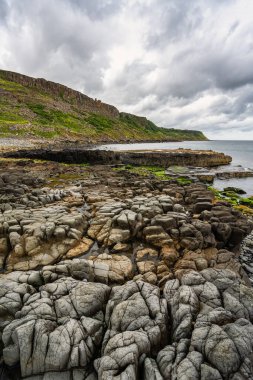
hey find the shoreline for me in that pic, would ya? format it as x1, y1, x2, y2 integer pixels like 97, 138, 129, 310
1, 137, 252, 197
0, 136, 208, 149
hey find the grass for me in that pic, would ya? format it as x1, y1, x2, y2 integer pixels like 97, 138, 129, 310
86, 114, 115, 131
0, 71, 208, 142
0, 77, 26, 92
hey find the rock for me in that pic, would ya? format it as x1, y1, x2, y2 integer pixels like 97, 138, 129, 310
95, 280, 168, 378
2, 279, 110, 378
224, 186, 246, 195
136, 247, 158, 261
65, 237, 94, 259
137, 260, 156, 274
194, 202, 212, 214
1, 265, 253, 379
0, 158, 253, 379
89, 253, 133, 284
107, 228, 130, 245
0, 237, 8, 267
143, 226, 172, 247
160, 245, 179, 267
112, 242, 130, 252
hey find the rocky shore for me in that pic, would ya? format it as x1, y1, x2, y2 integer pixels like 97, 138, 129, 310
165, 165, 253, 183
0, 157, 253, 380
2, 147, 232, 167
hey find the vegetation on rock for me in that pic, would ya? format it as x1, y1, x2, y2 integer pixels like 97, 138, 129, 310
0, 70, 208, 142
208, 186, 253, 214
113, 164, 193, 185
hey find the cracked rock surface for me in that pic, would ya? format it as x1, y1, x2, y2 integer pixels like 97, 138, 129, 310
0, 159, 253, 379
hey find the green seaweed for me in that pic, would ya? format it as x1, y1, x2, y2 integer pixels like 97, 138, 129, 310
208, 186, 253, 210
176, 177, 193, 185
114, 165, 173, 180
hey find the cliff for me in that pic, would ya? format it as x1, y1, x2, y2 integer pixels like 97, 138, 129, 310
0, 69, 208, 142
0, 69, 119, 118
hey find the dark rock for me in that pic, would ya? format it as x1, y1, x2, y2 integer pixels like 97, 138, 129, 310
194, 202, 212, 213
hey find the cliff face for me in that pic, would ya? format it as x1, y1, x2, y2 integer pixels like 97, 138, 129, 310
0, 69, 119, 119
0, 69, 208, 142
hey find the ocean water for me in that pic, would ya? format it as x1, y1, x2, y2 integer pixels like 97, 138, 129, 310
97, 141, 253, 196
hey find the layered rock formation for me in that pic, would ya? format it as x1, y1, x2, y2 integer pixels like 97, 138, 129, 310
165, 165, 253, 183
0, 159, 252, 379
3, 147, 232, 167
0, 70, 119, 119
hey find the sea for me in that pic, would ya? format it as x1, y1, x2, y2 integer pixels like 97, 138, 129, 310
96, 140, 253, 197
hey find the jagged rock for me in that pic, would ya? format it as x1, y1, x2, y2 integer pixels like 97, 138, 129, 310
0, 237, 8, 267
89, 253, 133, 284
143, 225, 172, 247
2, 278, 110, 378
95, 280, 168, 378
65, 237, 94, 259
136, 247, 159, 261
160, 245, 179, 267
0, 159, 253, 379
194, 201, 212, 214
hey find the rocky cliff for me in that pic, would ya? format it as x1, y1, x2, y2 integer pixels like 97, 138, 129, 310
0, 69, 208, 142
0, 69, 119, 118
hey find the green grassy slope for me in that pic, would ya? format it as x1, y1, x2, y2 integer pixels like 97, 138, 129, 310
0, 70, 207, 142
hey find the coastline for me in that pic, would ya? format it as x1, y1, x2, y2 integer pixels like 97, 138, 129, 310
0, 136, 208, 149
1, 136, 252, 196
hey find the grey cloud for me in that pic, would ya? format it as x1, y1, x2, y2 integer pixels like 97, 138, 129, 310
0, 0, 8, 23
112, 61, 157, 104
69, 0, 123, 20
0, 0, 253, 139
129, 0, 253, 102
241, 125, 253, 132
1, 0, 121, 93
227, 20, 240, 37
145, 0, 203, 48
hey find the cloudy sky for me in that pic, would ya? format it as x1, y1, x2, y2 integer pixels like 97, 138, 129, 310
1, 0, 253, 139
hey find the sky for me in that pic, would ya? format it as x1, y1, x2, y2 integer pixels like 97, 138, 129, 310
0, 0, 253, 140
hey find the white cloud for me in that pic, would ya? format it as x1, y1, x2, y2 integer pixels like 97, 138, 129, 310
0, 0, 253, 139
